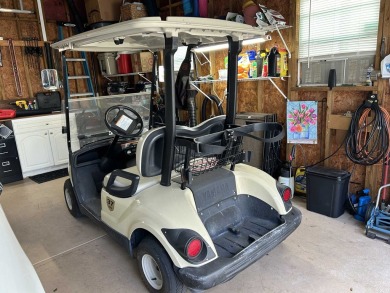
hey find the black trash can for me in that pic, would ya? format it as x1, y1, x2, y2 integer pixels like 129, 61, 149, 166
306, 166, 351, 218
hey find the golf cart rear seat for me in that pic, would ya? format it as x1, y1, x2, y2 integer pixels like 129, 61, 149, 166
103, 116, 226, 197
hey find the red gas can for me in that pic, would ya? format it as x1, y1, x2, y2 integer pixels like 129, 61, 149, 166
116, 52, 132, 74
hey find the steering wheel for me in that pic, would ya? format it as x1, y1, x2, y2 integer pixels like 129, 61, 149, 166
104, 105, 144, 138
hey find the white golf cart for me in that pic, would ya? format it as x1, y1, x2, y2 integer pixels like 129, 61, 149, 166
52, 17, 301, 292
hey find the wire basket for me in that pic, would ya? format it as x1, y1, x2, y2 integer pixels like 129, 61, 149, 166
173, 122, 285, 188
174, 133, 244, 178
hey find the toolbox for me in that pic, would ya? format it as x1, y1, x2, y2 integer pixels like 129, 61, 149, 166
0, 109, 16, 119
306, 165, 351, 218
36, 91, 61, 111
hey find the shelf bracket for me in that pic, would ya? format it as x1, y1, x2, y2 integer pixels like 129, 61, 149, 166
274, 24, 291, 58
189, 81, 214, 103
138, 73, 152, 83
268, 77, 289, 101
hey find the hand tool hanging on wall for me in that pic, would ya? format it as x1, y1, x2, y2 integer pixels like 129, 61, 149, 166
33, 37, 42, 71
23, 37, 42, 70
44, 42, 54, 69
8, 39, 22, 97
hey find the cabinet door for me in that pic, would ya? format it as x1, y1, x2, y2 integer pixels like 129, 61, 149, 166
15, 130, 54, 172
49, 128, 68, 165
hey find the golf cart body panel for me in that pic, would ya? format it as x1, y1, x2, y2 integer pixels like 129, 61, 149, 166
101, 171, 218, 268
53, 17, 301, 292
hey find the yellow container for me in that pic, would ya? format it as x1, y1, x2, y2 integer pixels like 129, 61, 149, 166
279, 48, 288, 77
295, 166, 306, 194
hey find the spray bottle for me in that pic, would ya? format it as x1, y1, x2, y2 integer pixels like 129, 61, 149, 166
278, 145, 296, 197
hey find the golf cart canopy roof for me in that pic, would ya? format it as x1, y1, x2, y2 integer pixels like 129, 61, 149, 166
51, 17, 273, 52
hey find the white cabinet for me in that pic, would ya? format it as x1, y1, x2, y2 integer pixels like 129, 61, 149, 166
15, 130, 54, 172
12, 114, 68, 178
49, 127, 68, 165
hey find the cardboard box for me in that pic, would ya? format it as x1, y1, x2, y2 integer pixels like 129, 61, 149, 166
84, 0, 122, 24
121, 2, 148, 21
131, 53, 141, 73
140, 52, 153, 72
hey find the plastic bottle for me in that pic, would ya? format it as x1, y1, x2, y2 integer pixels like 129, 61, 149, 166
182, 0, 193, 16
192, 0, 199, 17
247, 50, 257, 78
256, 51, 263, 77
279, 48, 288, 77
198, 0, 208, 17
366, 64, 374, 86
268, 46, 280, 77
250, 59, 258, 78
261, 51, 269, 77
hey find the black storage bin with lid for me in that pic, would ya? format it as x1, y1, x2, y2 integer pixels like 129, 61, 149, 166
306, 165, 351, 218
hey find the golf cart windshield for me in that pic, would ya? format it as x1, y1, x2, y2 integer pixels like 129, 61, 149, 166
68, 93, 150, 151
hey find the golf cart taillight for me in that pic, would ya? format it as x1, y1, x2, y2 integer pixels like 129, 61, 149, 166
162, 229, 212, 263
282, 187, 292, 202
186, 238, 202, 259
276, 181, 292, 202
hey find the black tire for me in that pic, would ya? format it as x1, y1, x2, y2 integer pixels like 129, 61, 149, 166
64, 179, 82, 218
136, 237, 185, 293
364, 201, 376, 224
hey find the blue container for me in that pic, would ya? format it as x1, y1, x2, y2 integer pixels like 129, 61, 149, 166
182, 0, 193, 16
354, 195, 371, 222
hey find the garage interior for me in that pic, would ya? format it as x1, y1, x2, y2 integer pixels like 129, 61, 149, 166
0, 0, 390, 292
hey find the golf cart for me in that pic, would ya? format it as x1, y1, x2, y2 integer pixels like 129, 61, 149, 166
52, 17, 301, 292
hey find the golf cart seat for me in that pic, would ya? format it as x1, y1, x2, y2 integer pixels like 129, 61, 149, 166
137, 115, 226, 177
102, 115, 226, 197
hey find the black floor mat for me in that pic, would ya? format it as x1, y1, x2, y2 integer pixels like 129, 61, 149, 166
29, 168, 68, 184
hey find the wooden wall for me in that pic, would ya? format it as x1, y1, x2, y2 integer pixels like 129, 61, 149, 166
0, 0, 43, 100
0, 0, 87, 105
289, 0, 390, 197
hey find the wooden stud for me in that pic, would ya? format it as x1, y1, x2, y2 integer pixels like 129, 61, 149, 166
323, 90, 334, 167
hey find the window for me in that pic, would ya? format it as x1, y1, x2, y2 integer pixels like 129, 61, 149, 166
298, 0, 381, 86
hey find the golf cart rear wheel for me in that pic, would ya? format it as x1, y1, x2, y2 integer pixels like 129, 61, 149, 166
64, 179, 81, 218
136, 237, 185, 293
365, 201, 376, 223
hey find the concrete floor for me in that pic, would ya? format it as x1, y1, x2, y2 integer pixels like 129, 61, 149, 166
0, 176, 389, 293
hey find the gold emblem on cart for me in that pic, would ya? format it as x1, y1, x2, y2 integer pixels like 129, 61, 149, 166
106, 197, 115, 211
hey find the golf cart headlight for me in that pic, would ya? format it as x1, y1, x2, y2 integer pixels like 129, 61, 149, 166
162, 228, 214, 264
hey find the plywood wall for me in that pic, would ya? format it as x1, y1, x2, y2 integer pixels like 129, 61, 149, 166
0, 0, 87, 105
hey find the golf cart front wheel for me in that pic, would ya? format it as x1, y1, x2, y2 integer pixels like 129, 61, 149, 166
136, 237, 185, 293
64, 179, 81, 218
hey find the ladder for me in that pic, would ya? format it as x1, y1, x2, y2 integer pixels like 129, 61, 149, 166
58, 22, 95, 98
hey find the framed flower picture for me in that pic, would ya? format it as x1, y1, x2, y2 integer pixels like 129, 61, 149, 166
287, 101, 318, 144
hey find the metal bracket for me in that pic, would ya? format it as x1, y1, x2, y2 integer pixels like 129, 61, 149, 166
274, 24, 291, 59
268, 77, 289, 101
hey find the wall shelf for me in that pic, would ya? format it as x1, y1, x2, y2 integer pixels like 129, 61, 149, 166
190, 76, 290, 101
291, 86, 378, 92
103, 72, 149, 78
191, 76, 289, 84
